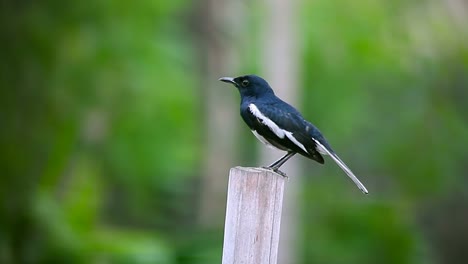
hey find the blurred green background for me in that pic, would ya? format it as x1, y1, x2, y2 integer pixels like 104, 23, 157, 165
1, 0, 467, 263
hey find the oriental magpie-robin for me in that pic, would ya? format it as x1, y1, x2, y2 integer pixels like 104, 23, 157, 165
219, 74, 368, 194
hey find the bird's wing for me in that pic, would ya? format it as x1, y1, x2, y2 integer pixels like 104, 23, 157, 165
248, 100, 368, 194
247, 102, 324, 162
312, 138, 369, 194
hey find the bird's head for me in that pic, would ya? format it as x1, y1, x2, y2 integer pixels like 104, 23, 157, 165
219, 75, 274, 98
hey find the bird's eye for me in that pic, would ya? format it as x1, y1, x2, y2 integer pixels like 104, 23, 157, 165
242, 80, 249, 87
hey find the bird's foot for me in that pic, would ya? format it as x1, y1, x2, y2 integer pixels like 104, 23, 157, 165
261, 166, 288, 178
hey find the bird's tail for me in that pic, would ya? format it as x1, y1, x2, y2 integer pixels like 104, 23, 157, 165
313, 139, 369, 194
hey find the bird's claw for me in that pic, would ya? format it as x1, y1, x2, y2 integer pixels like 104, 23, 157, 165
261, 166, 288, 178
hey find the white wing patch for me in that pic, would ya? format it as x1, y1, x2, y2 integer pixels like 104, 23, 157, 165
315, 140, 329, 155
248, 103, 308, 154
312, 138, 369, 194
285, 131, 308, 153
248, 104, 285, 138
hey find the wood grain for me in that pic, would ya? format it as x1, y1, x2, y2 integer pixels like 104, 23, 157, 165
222, 167, 286, 264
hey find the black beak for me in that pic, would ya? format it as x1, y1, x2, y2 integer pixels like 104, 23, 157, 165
218, 77, 236, 85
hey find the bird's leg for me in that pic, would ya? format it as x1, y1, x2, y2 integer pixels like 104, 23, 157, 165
263, 151, 296, 176
268, 152, 296, 170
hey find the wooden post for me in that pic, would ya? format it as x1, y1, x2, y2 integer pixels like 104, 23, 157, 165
222, 167, 286, 264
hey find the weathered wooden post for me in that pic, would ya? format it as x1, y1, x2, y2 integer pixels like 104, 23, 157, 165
222, 167, 286, 264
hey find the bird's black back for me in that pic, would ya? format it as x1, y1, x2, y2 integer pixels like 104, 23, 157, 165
240, 94, 328, 164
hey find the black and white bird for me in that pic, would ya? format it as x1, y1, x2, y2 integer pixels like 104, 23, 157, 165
219, 74, 368, 194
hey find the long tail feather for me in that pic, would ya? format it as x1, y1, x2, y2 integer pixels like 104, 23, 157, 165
313, 139, 369, 194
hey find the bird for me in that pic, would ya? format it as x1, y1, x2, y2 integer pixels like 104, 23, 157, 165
219, 74, 368, 194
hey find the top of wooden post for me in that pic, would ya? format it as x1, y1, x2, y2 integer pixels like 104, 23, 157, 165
222, 167, 287, 264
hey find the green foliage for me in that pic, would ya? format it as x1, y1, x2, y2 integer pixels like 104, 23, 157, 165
1, 0, 467, 263
302, 187, 429, 264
